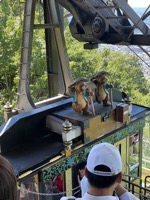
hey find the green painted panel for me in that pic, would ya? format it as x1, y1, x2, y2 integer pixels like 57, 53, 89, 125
42, 119, 145, 182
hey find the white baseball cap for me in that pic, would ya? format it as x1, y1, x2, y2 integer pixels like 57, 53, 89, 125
87, 143, 122, 176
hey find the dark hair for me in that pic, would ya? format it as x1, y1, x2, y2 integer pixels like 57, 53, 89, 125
0, 155, 18, 200
76, 160, 87, 171
87, 165, 118, 188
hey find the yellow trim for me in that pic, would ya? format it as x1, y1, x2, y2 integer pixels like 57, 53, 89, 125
19, 170, 32, 179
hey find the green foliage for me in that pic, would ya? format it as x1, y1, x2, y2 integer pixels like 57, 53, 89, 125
0, 1, 48, 123
30, 29, 48, 102
96, 49, 149, 101
0, 0, 22, 109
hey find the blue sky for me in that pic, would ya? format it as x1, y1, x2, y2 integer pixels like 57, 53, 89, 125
128, 0, 150, 8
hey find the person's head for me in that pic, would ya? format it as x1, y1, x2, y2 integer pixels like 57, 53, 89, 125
0, 155, 18, 200
77, 160, 87, 179
85, 143, 122, 189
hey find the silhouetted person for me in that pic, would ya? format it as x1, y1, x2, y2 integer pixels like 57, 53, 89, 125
0, 154, 18, 200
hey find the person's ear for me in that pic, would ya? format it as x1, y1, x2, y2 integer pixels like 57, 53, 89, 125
114, 172, 122, 190
84, 167, 88, 178
116, 172, 122, 184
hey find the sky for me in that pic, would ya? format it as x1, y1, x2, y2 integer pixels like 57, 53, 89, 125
128, 0, 150, 8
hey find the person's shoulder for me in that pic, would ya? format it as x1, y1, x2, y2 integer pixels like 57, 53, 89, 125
120, 192, 140, 200
60, 196, 82, 200
81, 176, 88, 183
60, 197, 75, 200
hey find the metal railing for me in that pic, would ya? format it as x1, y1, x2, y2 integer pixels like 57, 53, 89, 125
18, 174, 150, 200
122, 174, 150, 200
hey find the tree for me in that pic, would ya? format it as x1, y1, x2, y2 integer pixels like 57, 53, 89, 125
96, 49, 149, 96
0, 0, 23, 109
0, 1, 48, 123
29, 29, 48, 102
